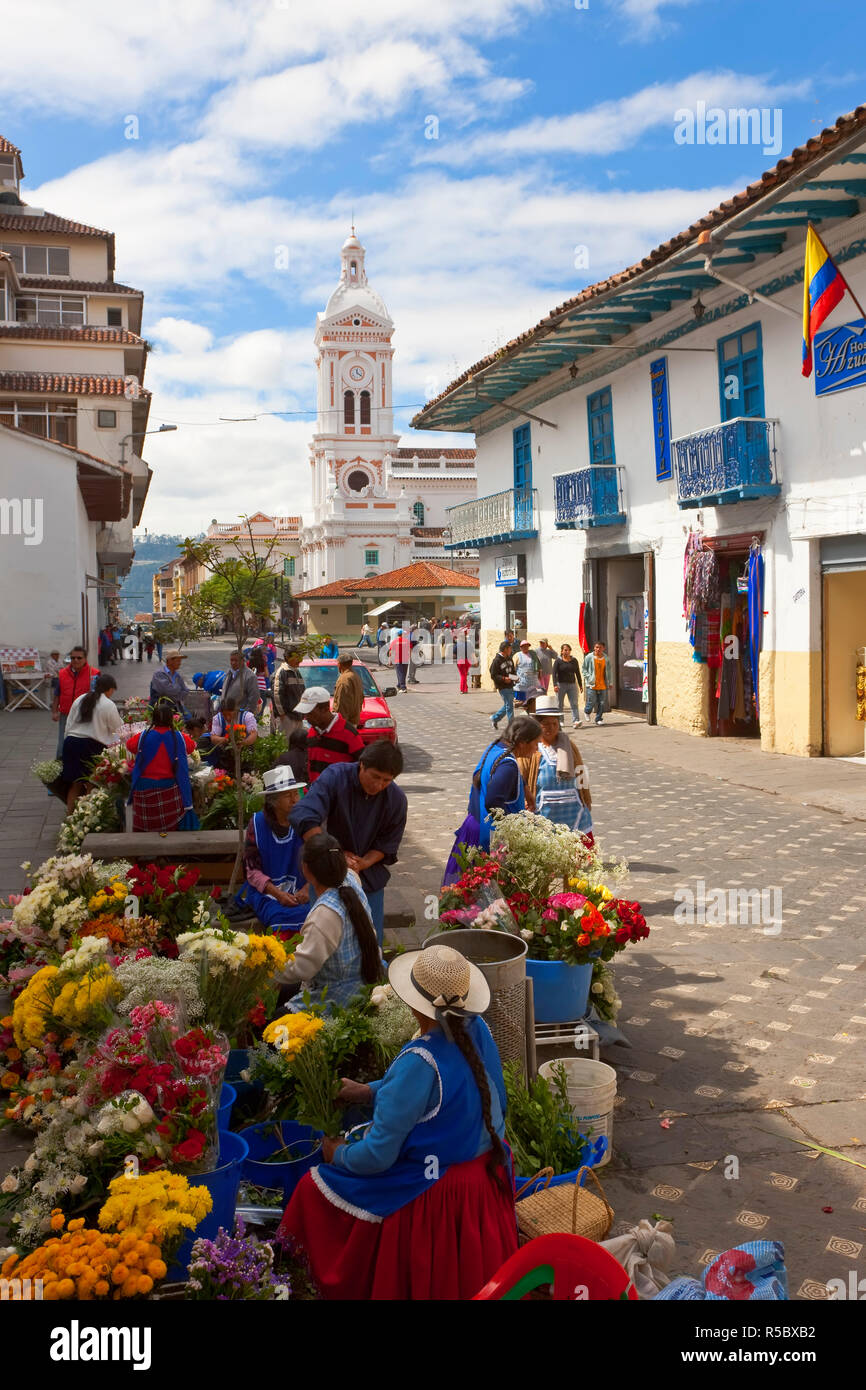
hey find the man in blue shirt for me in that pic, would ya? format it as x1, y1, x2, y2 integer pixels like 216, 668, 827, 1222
149, 649, 189, 707
289, 738, 407, 945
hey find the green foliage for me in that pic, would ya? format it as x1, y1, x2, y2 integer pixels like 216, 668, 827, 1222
199, 784, 264, 830
245, 730, 289, 775
503, 1060, 589, 1177
198, 564, 276, 626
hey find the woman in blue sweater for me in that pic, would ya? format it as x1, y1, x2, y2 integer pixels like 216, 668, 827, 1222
278, 943, 517, 1299
442, 714, 541, 884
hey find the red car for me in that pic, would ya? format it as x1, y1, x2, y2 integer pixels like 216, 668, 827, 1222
299, 659, 398, 744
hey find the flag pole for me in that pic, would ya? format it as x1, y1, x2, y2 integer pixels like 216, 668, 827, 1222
809, 222, 866, 320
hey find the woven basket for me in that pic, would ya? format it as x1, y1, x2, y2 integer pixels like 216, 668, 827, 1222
515, 1165, 613, 1242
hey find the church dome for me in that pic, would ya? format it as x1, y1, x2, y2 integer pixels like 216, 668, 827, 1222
322, 228, 391, 324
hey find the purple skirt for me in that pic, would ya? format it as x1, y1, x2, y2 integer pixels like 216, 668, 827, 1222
442, 812, 482, 886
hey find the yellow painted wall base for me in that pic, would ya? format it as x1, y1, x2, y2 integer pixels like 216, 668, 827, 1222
655, 641, 708, 736
759, 650, 822, 757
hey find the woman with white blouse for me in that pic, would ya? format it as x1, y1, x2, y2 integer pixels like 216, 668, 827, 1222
61, 673, 124, 812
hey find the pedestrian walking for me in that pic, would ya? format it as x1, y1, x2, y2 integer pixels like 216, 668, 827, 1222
443, 715, 542, 882
295, 685, 364, 783
155, 634, 163, 661
536, 638, 555, 693
489, 640, 516, 729
376, 620, 389, 660
273, 643, 306, 740
136, 625, 144, 662
52, 646, 99, 759
126, 698, 199, 832
389, 627, 412, 693
357, 621, 375, 648
513, 639, 540, 714
61, 673, 124, 813
456, 622, 473, 694
552, 642, 584, 726
289, 739, 407, 945
333, 654, 364, 727
144, 633, 155, 662
583, 640, 610, 725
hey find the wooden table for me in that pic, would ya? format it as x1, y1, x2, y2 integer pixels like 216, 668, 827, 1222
82, 830, 243, 889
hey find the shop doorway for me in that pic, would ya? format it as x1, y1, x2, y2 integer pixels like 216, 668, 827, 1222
615, 594, 646, 714
590, 552, 651, 718
823, 564, 866, 757
708, 549, 760, 739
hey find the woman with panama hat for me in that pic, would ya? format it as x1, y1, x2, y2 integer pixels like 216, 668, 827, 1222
519, 693, 593, 841
277, 943, 518, 1299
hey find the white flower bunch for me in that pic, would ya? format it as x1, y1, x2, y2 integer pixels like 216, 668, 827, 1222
95, 1094, 155, 1135
32, 853, 94, 888
58, 933, 111, 974
371, 992, 418, 1054
57, 787, 118, 853
115, 954, 204, 1018
50, 898, 90, 941
370, 983, 394, 1007
177, 928, 248, 972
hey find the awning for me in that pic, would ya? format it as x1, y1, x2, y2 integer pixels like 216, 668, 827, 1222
365, 599, 402, 617
442, 601, 481, 613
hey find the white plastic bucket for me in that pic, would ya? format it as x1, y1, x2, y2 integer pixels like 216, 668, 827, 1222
538, 1058, 617, 1167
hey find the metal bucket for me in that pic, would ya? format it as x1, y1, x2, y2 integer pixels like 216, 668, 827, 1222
423, 928, 527, 1072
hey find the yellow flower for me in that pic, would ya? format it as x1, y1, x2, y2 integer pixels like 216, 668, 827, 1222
598, 886, 613, 902
12, 965, 59, 1048
263, 1011, 323, 1057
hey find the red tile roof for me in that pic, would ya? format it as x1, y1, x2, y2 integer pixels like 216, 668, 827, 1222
0, 324, 144, 345
415, 101, 866, 423
0, 137, 22, 157
302, 562, 479, 599
0, 371, 149, 397
410, 526, 447, 538
0, 210, 112, 239
19, 276, 141, 295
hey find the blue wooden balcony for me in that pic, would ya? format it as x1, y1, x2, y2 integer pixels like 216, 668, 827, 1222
673, 417, 781, 509
445, 487, 538, 549
554, 465, 626, 529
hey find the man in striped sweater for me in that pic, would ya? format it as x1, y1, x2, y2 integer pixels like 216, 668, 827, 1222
295, 685, 364, 784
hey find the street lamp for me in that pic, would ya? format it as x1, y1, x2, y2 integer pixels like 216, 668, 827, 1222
119, 423, 178, 465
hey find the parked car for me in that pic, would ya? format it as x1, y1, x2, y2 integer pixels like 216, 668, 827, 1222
299, 659, 397, 744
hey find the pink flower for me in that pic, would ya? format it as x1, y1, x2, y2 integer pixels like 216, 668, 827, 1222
547, 892, 587, 911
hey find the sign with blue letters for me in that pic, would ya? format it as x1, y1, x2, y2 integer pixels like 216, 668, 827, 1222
650, 356, 672, 480
814, 318, 866, 397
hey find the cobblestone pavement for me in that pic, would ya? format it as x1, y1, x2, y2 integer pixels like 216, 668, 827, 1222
2, 643, 865, 1296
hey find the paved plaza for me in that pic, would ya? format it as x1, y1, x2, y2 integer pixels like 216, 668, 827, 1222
2, 641, 865, 1297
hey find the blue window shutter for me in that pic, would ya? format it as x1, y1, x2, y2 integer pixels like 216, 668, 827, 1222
513, 423, 532, 492
587, 386, 615, 466
717, 323, 765, 420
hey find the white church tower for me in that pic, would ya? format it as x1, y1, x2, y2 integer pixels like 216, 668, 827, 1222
300, 230, 412, 586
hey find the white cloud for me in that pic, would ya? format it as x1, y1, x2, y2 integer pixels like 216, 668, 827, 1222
418, 70, 812, 164
611, 0, 700, 43
0, 0, 545, 118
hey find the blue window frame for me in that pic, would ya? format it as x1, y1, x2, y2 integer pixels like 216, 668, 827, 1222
587, 386, 615, 466
513, 423, 532, 492
718, 323, 765, 420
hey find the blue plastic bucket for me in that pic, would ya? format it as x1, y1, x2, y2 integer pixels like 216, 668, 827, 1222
526, 958, 592, 1023
225, 1048, 250, 1082
515, 1137, 608, 1195
241, 1120, 322, 1203
217, 1083, 237, 1130
169, 1129, 249, 1277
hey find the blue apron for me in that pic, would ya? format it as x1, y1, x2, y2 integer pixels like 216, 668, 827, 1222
284, 871, 371, 1011
312, 1018, 506, 1220
535, 743, 592, 835
475, 742, 524, 850
235, 810, 307, 931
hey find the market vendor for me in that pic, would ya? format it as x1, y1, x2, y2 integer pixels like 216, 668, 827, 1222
276, 832, 381, 1009
204, 695, 258, 770
235, 766, 310, 934
289, 739, 407, 946
518, 694, 593, 840
126, 698, 199, 832
277, 943, 518, 1300
442, 715, 541, 885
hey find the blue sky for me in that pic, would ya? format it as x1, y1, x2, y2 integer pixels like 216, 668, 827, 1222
4, 0, 864, 530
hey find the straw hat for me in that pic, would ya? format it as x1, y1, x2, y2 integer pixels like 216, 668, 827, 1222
389, 944, 490, 1018
534, 694, 564, 720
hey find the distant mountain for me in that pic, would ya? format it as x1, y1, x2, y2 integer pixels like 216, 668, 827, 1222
119, 533, 202, 617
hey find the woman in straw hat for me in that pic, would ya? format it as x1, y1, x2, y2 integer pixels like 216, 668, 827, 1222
277, 943, 518, 1299
233, 765, 309, 934
518, 693, 593, 843
441, 714, 542, 885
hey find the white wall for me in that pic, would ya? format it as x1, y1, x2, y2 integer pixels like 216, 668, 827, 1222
0, 430, 98, 659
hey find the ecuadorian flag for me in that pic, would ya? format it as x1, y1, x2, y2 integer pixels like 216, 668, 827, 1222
802, 225, 846, 377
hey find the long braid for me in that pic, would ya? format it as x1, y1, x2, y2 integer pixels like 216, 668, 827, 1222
449, 1016, 511, 1196
337, 885, 383, 985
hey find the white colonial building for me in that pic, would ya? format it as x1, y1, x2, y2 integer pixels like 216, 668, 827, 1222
415, 106, 866, 760
298, 231, 477, 589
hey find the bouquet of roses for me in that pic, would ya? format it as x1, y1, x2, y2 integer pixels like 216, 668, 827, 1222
517, 881, 649, 967
126, 862, 212, 938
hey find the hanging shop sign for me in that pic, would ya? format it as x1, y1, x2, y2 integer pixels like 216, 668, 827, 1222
814, 318, 866, 397
495, 554, 522, 587
650, 356, 672, 481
